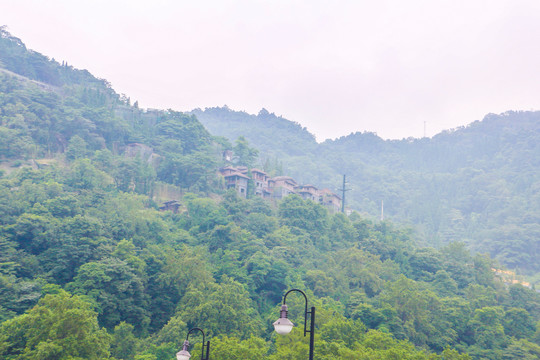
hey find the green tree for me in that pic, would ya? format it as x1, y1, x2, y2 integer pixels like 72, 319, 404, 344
233, 136, 258, 167
155, 112, 211, 155
184, 195, 229, 233
208, 336, 269, 360
65, 134, 88, 160
155, 245, 214, 305
350, 303, 385, 329
278, 194, 329, 247
111, 322, 139, 360
319, 316, 366, 347
67, 258, 150, 334
8, 212, 56, 255
152, 315, 187, 350
431, 270, 459, 297
468, 306, 507, 349
506, 284, 540, 319
0, 290, 111, 359
304, 269, 336, 298
243, 212, 278, 238
64, 158, 106, 190
177, 276, 263, 339
380, 275, 454, 350
502, 339, 540, 360
503, 307, 536, 339
408, 247, 443, 281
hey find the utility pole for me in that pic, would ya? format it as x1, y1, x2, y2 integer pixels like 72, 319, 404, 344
338, 174, 351, 213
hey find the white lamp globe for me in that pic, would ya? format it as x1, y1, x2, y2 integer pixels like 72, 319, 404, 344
273, 317, 294, 335
176, 349, 191, 360
177, 340, 192, 360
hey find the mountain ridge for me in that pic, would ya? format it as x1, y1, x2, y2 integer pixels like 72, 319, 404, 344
192, 107, 540, 274
1, 26, 539, 274
1, 27, 540, 360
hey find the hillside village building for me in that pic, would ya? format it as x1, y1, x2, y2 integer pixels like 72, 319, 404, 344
251, 168, 269, 197
270, 176, 298, 199
159, 200, 181, 213
218, 166, 342, 212
220, 166, 250, 196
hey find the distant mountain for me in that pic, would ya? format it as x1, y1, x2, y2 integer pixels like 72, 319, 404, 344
193, 106, 540, 273
0, 27, 221, 194
2, 29, 540, 360
0, 26, 111, 89
2, 25, 538, 274
191, 107, 318, 158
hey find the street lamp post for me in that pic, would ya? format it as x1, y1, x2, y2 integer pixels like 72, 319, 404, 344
273, 289, 316, 360
176, 327, 210, 360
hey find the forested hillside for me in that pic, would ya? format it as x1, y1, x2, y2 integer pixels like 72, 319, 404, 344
191, 107, 318, 159
193, 107, 540, 276
1, 28, 540, 360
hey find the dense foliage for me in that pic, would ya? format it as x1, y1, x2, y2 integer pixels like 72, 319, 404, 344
1, 28, 539, 360
1, 162, 539, 359
193, 107, 540, 277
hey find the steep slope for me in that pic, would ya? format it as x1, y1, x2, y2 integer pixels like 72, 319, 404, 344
191, 106, 318, 158
0, 26, 108, 88
2, 26, 538, 273
1, 29, 540, 360
322, 111, 540, 270
193, 106, 540, 273
0, 28, 225, 196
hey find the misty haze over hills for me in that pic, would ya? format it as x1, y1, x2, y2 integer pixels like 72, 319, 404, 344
2, 27, 540, 360
1, 25, 538, 273
193, 107, 540, 274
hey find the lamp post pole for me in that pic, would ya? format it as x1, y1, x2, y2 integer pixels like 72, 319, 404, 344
176, 327, 210, 360
273, 289, 316, 360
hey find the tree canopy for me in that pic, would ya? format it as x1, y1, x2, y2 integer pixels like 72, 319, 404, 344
0, 28, 539, 360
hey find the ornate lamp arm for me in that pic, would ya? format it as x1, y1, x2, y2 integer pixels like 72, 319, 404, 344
185, 327, 211, 360
282, 289, 316, 360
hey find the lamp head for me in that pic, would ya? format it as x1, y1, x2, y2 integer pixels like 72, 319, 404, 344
273, 304, 294, 335
176, 340, 191, 360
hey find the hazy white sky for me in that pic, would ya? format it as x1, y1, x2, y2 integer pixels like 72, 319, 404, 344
3, 0, 540, 140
